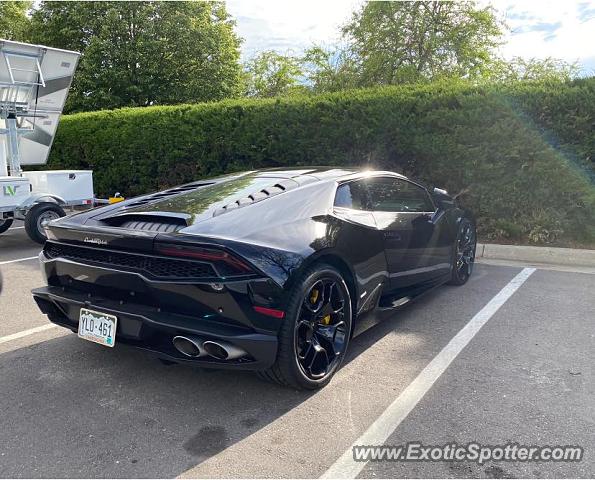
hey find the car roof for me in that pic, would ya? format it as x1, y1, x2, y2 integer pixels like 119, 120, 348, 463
249, 166, 409, 182
253, 166, 358, 179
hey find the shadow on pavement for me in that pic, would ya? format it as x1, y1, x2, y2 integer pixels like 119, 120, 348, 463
0, 264, 520, 478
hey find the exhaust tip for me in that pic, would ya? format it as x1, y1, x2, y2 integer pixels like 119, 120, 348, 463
203, 341, 229, 360
203, 340, 247, 360
172, 336, 204, 358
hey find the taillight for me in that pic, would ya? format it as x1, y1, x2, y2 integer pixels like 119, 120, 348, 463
156, 244, 253, 276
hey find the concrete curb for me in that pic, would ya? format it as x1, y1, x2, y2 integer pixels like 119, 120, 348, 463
477, 243, 595, 268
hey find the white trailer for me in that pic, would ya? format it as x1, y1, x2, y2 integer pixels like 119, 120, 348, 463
0, 39, 95, 243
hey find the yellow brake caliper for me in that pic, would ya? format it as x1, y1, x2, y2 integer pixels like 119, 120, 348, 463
311, 288, 331, 325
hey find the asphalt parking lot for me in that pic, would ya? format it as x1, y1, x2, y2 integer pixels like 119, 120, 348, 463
0, 223, 593, 478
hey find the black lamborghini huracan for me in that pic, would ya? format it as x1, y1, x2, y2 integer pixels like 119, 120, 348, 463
32, 167, 476, 389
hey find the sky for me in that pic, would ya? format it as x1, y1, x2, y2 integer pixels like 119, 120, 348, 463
226, 0, 595, 76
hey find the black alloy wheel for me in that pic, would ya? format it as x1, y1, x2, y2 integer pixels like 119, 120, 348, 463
258, 264, 352, 390
295, 278, 348, 380
448, 219, 476, 285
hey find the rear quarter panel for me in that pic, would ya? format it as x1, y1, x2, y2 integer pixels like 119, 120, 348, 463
173, 180, 390, 314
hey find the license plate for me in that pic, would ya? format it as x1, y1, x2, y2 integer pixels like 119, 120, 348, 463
78, 308, 117, 347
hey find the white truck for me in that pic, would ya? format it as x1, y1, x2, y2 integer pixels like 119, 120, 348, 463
0, 39, 96, 243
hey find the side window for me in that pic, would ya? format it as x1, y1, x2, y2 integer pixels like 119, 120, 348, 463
366, 177, 434, 213
334, 181, 368, 210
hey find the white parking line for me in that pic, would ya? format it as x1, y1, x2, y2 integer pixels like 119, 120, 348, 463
0, 256, 38, 265
0, 324, 57, 345
322, 267, 536, 479
10, 226, 25, 230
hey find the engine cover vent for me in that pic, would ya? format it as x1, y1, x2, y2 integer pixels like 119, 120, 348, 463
100, 212, 190, 232
213, 179, 297, 217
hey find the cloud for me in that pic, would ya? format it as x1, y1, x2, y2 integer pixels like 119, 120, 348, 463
227, 0, 360, 59
501, 1, 595, 75
513, 21, 562, 35
577, 2, 595, 22
506, 11, 537, 21
228, 0, 595, 75
581, 56, 595, 76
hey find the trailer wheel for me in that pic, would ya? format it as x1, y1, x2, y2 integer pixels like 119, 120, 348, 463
25, 203, 65, 244
0, 218, 14, 234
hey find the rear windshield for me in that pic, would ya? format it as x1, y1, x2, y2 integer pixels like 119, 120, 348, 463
142, 174, 281, 219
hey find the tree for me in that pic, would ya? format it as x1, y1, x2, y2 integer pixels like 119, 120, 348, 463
0, 1, 31, 42
489, 57, 580, 83
30, 1, 244, 112
302, 45, 359, 93
244, 50, 306, 98
341, 1, 504, 86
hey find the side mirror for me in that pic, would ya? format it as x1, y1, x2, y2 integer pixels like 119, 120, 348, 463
432, 187, 454, 209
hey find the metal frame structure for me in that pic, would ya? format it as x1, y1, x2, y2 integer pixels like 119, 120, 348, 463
1, 44, 44, 176
0, 39, 80, 174
0, 39, 94, 243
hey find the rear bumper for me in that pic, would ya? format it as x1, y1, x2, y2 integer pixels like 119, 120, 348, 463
32, 286, 278, 370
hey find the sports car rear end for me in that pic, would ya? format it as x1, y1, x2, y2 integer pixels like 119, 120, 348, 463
31, 170, 330, 369
32, 229, 285, 368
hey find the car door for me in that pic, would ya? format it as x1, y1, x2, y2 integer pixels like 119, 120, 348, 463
364, 176, 451, 290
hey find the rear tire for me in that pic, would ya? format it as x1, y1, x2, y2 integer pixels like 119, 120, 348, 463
0, 218, 13, 234
448, 218, 476, 286
25, 203, 65, 244
257, 264, 352, 390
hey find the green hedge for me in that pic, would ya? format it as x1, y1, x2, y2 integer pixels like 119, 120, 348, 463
48, 79, 595, 245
